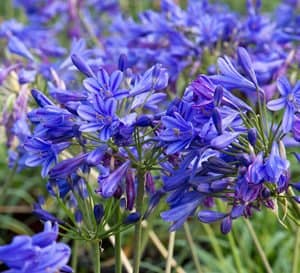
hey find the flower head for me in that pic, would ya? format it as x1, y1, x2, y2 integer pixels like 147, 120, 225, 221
0, 221, 72, 273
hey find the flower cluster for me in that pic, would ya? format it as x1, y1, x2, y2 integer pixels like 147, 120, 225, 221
107, 0, 299, 90
12, 53, 168, 242
0, 221, 72, 273
159, 47, 300, 233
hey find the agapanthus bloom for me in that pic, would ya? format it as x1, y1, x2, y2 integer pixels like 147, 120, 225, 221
0, 221, 72, 273
159, 47, 296, 234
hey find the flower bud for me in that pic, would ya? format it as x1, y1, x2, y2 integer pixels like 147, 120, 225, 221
67, 193, 78, 210
86, 146, 107, 166
221, 216, 232, 234
31, 89, 54, 107
135, 115, 153, 127
125, 169, 135, 210
118, 54, 127, 72
198, 210, 226, 223
75, 209, 83, 226
230, 205, 244, 219
71, 54, 94, 77
123, 212, 141, 224
94, 204, 104, 224
214, 85, 223, 107
248, 128, 257, 146
212, 108, 222, 135
74, 178, 89, 199
145, 172, 155, 194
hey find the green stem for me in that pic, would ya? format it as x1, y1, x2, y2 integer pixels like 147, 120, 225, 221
133, 170, 145, 273
92, 241, 101, 273
183, 223, 203, 273
292, 227, 300, 273
256, 89, 268, 151
244, 219, 273, 273
165, 232, 176, 273
227, 232, 243, 273
115, 205, 122, 273
72, 240, 79, 271
202, 223, 224, 261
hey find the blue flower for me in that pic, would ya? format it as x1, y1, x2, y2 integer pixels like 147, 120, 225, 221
129, 64, 169, 97
161, 192, 203, 231
31, 89, 54, 107
8, 35, 35, 61
198, 210, 226, 223
49, 153, 88, 179
47, 178, 71, 198
247, 152, 265, 184
0, 221, 72, 273
94, 203, 104, 224
209, 47, 259, 93
159, 112, 195, 154
77, 95, 119, 140
98, 161, 131, 198
264, 142, 289, 191
24, 137, 70, 177
83, 68, 128, 99
71, 53, 95, 78
267, 76, 300, 133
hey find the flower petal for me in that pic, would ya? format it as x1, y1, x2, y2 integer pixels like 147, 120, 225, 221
267, 97, 286, 111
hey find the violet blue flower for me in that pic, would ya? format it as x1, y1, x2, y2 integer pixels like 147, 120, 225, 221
267, 76, 300, 133
0, 221, 72, 273
24, 137, 70, 177
78, 95, 119, 140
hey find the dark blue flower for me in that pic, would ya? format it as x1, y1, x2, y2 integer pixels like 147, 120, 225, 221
123, 212, 141, 224
47, 178, 71, 198
210, 132, 240, 149
33, 203, 64, 224
94, 203, 104, 224
220, 216, 232, 234
31, 89, 54, 107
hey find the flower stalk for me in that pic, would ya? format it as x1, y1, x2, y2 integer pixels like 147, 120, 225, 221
92, 241, 101, 273
115, 204, 122, 273
132, 170, 145, 273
